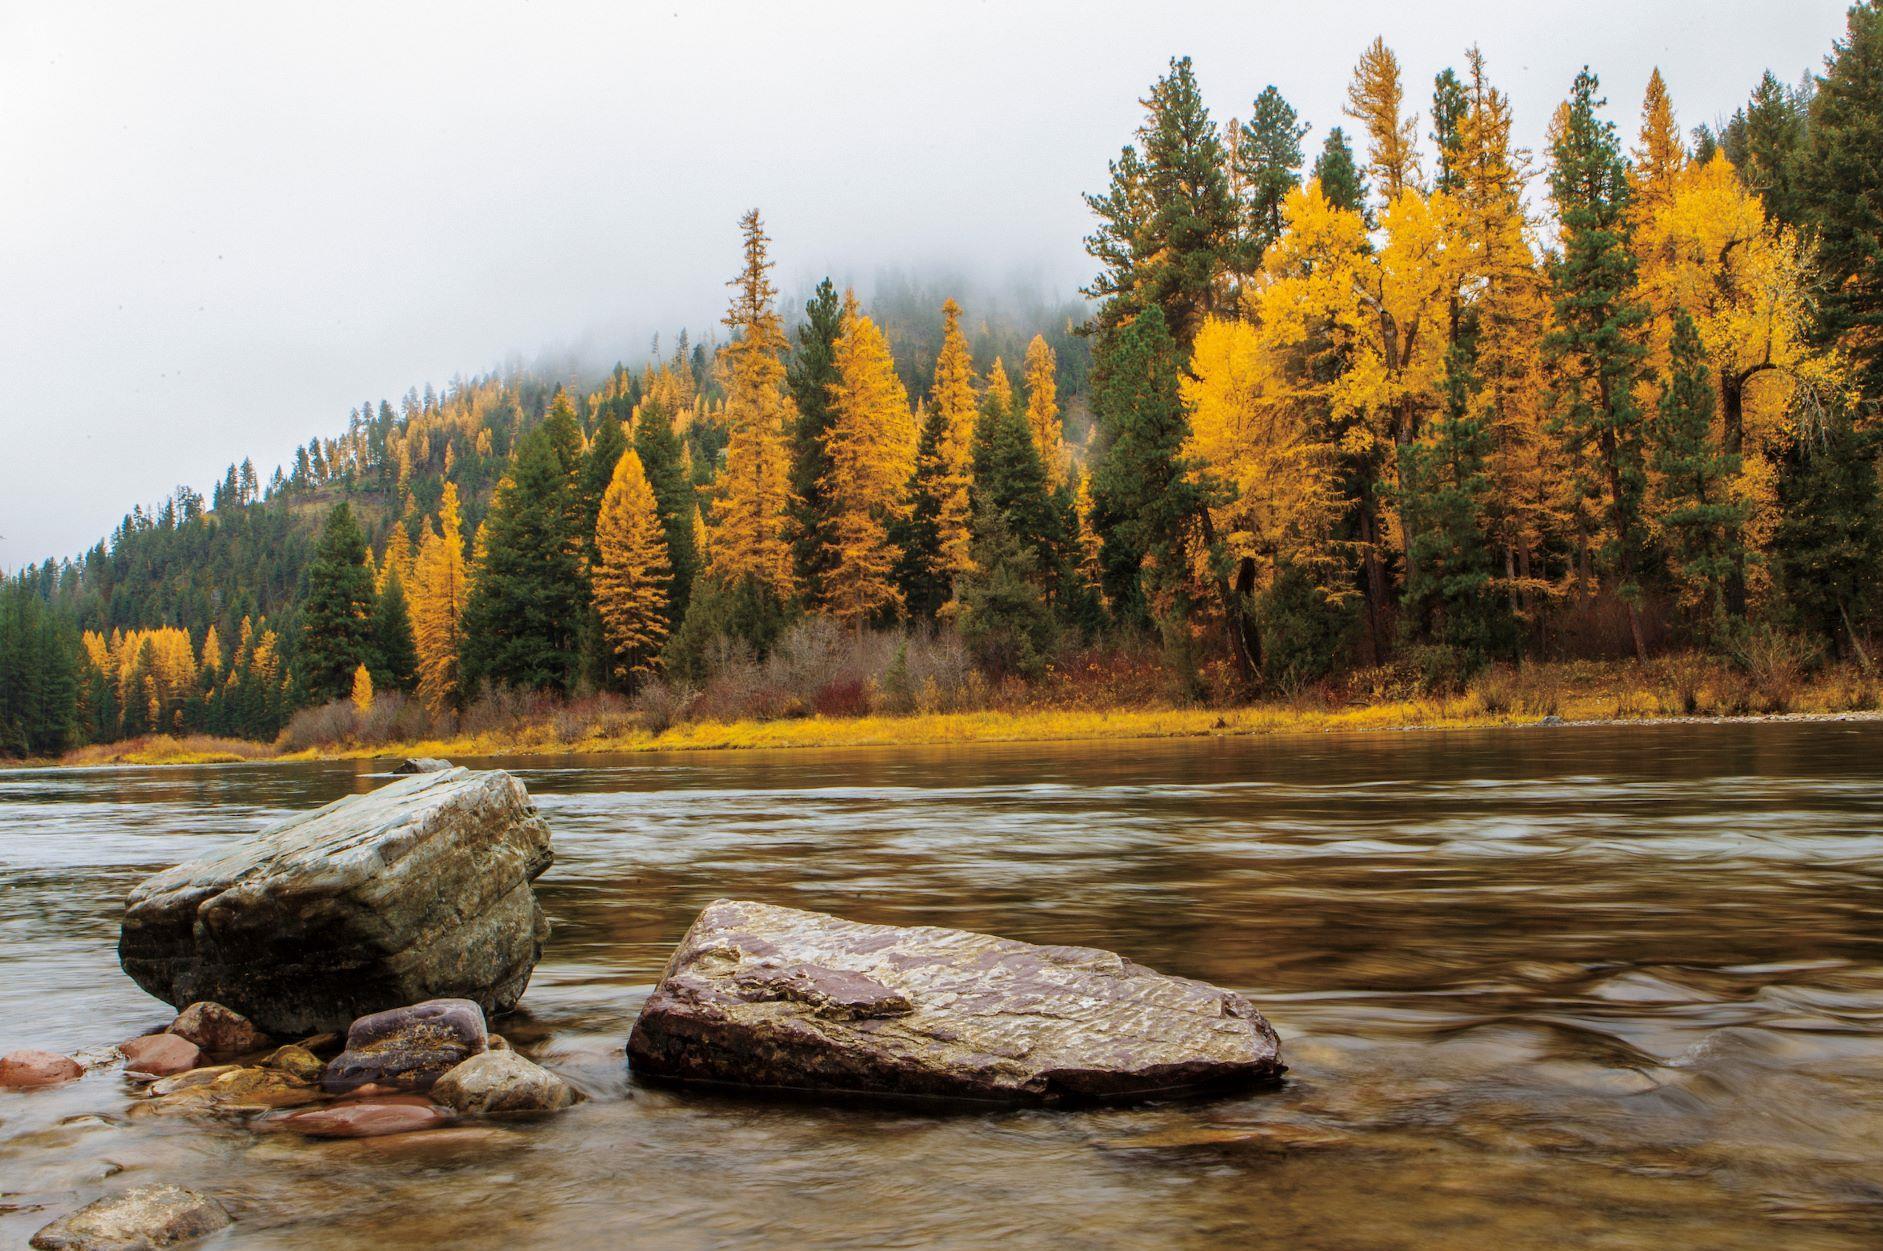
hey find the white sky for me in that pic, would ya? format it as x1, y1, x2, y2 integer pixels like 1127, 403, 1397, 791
0, 0, 1852, 570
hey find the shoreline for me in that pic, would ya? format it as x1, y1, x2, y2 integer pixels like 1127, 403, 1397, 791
23, 700, 1883, 770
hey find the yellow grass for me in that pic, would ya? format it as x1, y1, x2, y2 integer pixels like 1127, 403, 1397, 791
30, 658, 1881, 769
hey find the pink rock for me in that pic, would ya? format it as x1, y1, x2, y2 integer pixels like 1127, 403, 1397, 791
119, 1033, 203, 1077
0, 1048, 84, 1089
168, 1001, 270, 1057
276, 1098, 452, 1138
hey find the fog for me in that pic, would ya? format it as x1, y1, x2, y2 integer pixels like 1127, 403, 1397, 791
0, 0, 1851, 569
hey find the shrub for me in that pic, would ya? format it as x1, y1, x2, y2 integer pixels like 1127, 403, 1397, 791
1731, 624, 1822, 714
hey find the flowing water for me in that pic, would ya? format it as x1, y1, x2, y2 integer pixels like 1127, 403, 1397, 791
2, 721, 1882, 1249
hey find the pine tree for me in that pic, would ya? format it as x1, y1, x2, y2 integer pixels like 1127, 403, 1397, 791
461, 425, 587, 691
893, 405, 954, 623
1021, 335, 1068, 490
1231, 86, 1309, 273
1083, 56, 1237, 344
1774, 411, 1883, 656
1719, 71, 1813, 228
372, 567, 419, 693
1649, 311, 1747, 638
707, 209, 799, 602
787, 278, 844, 592
298, 502, 377, 703
1800, 1, 1883, 396
820, 294, 915, 624
412, 482, 469, 712
957, 505, 1056, 679
592, 448, 673, 683
1431, 68, 1468, 193
971, 373, 1066, 594
633, 398, 700, 625
1312, 127, 1368, 215
1546, 67, 1653, 660
578, 414, 629, 566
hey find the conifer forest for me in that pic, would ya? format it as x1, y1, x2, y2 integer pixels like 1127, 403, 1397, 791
7, 13, 1883, 759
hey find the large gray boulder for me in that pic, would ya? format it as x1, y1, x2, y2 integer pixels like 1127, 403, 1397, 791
626, 899, 1283, 1105
119, 768, 552, 1035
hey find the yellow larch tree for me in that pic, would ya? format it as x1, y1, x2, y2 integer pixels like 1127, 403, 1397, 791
1072, 468, 1104, 600
377, 524, 414, 594
592, 448, 673, 681
928, 298, 979, 578
198, 623, 222, 682
411, 481, 469, 712
350, 663, 374, 714
1631, 69, 1686, 220
819, 292, 916, 623
1346, 36, 1422, 202
706, 209, 798, 600
1021, 335, 1067, 489
983, 356, 1016, 418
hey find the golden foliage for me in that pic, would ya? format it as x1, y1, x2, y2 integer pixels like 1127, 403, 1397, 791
928, 298, 978, 578
1345, 36, 1421, 201
350, 663, 374, 714
819, 294, 915, 623
411, 481, 469, 711
593, 448, 672, 678
1022, 335, 1067, 489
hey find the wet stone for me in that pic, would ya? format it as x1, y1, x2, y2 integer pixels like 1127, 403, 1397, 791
276, 1098, 453, 1139
391, 757, 452, 774
166, 1002, 269, 1058
626, 899, 1285, 1106
0, 1049, 84, 1089
322, 998, 487, 1095
432, 1049, 576, 1115
29, 1184, 230, 1250
118, 1034, 202, 1078
258, 1044, 324, 1082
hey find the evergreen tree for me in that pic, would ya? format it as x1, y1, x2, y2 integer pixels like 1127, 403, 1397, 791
1431, 67, 1469, 193
1312, 126, 1368, 215
1723, 71, 1812, 228
633, 398, 700, 625
1231, 86, 1309, 271
957, 505, 1056, 679
1775, 411, 1883, 657
927, 298, 979, 583
787, 278, 844, 592
371, 567, 419, 692
1546, 67, 1653, 660
0, 581, 78, 757
1649, 312, 1747, 639
592, 448, 673, 684
971, 379, 1067, 595
1084, 56, 1237, 344
297, 502, 377, 703
892, 405, 954, 623
578, 414, 629, 564
460, 426, 586, 691
1800, 1, 1883, 396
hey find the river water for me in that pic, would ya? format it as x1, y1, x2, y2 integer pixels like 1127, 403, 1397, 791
2, 722, 1881, 1249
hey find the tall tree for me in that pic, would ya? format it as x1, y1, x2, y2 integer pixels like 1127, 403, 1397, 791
1649, 311, 1747, 638
787, 278, 844, 592
1346, 36, 1422, 203
927, 298, 979, 583
893, 404, 954, 623
1084, 56, 1237, 345
592, 448, 673, 684
820, 294, 916, 624
633, 398, 700, 625
371, 568, 419, 693
1431, 67, 1469, 193
297, 502, 377, 703
1546, 68, 1653, 660
411, 482, 469, 712
460, 426, 586, 691
1230, 86, 1309, 275
1021, 335, 1068, 490
1800, 0, 1883, 397
706, 209, 798, 602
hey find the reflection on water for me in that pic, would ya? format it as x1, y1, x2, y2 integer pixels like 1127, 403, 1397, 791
2, 722, 1881, 1249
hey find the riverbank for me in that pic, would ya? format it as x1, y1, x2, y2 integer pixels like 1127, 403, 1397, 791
33, 660, 1882, 768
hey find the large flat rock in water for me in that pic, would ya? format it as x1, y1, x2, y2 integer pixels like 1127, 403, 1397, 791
626, 900, 1282, 1105
119, 768, 552, 1035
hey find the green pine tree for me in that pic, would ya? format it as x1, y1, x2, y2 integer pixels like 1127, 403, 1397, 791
1775, 410, 1883, 658
1232, 85, 1309, 271
1801, 1, 1883, 396
1545, 67, 1653, 661
1312, 126, 1368, 216
633, 398, 700, 625
372, 567, 420, 692
1650, 311, 1748, 640
1431, 67, 1469, 193
460, 426, 586, 692
958, 504, 1056, 679
892, 404, 953, 623
787, 278, 844, 591
297, 502, 378, 703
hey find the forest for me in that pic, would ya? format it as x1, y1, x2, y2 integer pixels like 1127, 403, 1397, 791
5, 8, 1883, 759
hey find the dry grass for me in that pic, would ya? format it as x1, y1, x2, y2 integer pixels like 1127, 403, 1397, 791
54, 733, 276, 767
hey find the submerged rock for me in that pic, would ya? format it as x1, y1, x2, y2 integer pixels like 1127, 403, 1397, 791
166, 1001, 269, 1057
322, 999, 487, 1095
118, 767, 553, 1034
276, 1097, 452, 1138
625, 899, 1284, 1106
0, 1048, 84, 1089
118, 1034, 202, 1078
29, 1184, 230, 1250
432, 1049, 576, 1115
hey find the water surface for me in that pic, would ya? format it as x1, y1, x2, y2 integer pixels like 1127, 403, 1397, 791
2, 722, 1881, 1248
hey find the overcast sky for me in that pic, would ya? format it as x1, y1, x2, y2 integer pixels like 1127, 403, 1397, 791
0, 0, 1853, 570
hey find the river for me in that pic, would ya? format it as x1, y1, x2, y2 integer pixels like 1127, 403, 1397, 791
2, 721, 1881, 1248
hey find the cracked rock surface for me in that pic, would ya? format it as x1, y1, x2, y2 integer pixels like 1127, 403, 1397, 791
626, 899, 1283, 1105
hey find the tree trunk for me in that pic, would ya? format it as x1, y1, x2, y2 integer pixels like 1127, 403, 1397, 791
1195, 510, 1257, 689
